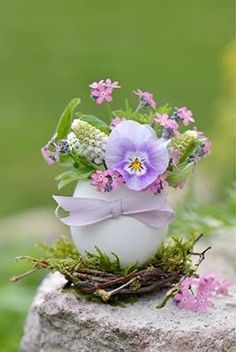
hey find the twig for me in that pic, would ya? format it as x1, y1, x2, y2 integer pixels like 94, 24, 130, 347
191, 246, 211, 269
95, 277, 139, 301
10, 268, 39, 282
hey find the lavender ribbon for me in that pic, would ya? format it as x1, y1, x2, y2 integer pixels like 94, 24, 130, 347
53, 195, 174, 228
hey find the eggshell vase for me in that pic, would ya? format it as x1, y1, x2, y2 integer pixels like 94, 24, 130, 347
69, 181, 170, 267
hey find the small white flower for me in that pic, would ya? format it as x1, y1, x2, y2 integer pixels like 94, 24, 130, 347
71, 119, 108, 164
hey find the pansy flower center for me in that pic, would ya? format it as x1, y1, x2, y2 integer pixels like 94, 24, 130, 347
129, 157, 144, 172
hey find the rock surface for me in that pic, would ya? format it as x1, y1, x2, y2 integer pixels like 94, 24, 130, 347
21, 271, 236, 352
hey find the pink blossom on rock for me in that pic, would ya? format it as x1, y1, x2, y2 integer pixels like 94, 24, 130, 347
110, 117, 126, 130
195, 292, 213, 313
91, 85, 113, 105
215, 278, 233, 296
179, 276, 198, 292
91, 170, 109, 192
134, 89, 157, 110
176, 107, 195, 126
174, 291, 197, 311
198, 272, 219, 296
175, 273, 233, 313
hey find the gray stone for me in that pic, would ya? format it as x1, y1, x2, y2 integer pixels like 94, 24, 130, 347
21, 271, 236, 352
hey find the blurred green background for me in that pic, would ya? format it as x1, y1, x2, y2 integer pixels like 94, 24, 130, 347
0, 1, 235, 351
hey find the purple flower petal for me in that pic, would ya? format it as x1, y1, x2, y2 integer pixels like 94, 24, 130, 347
105, 121, 169, 191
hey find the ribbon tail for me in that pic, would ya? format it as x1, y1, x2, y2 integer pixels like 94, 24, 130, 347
53, 195, 111, 226
132, 206, 175, 228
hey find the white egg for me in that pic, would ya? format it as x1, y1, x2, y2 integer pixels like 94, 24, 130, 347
70, 181, 170, 267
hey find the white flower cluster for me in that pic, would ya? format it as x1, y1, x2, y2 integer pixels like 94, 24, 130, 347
68, 119, 108, 165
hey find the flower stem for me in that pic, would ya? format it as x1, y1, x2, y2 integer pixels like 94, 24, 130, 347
107, 104, 113, 123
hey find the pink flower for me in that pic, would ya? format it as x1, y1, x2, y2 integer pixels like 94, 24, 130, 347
175, 273, 233, 313
174, 291, 197, 311
134, 89, 157, 110
89, 78, 120, 90
155, 114, 179, 131
91, 169, 124, 192
195, 292, 213, 313
198, 272, 218, 296
198, 272, 233, 296
91, 170, 109, 192
91, 85, 113, 105
106, 169, 124, 189
89, 80, 104, 90
110, 117, 126, 130
180, 277, 198, 292
176, 107, 195, 126
203, 140, 212, 156
170, 149, 181, 168
146, 172, 168, 194
215, 278, 233, 296
41, 135, 60, 165
104, 78, 120, 89
41, 146, 58, 165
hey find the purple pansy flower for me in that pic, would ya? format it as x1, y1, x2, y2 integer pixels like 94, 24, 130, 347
105, 120, 169, 191
134, 89, 157, 110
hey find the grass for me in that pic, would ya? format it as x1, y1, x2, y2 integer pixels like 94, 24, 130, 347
0, 0, 234, 216
0, 238, 42, 352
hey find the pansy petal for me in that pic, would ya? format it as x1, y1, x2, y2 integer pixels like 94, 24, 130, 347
113, 160, 158, 191
106, 120, 156, 150
106, 138, 137, 167
140, 139, 169, 175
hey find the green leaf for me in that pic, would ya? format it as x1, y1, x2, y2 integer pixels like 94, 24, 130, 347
79, 114, 110, 134
167, 162, 194, 186
55, 153, 99, 190
157, 103, 172, 115
56, 98, 81, 139
55, 170, 80, 190
55, 166, 94, 190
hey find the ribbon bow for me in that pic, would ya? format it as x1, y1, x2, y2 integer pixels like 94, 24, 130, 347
53, 194, 174, 228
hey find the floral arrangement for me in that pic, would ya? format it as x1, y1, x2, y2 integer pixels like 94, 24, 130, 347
41, 78, 211, 193
12, 80, 233, 315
